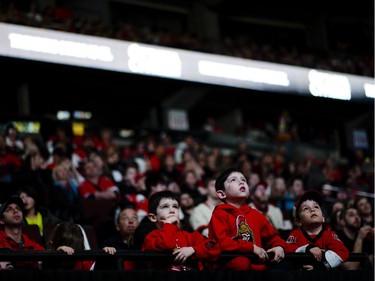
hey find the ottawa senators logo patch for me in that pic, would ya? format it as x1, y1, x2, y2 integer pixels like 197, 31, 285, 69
232, 215, 254, 242
286, 236, 296, 244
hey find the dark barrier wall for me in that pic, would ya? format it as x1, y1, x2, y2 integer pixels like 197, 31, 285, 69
0, 269, 373, 281
0, 251, 373, 281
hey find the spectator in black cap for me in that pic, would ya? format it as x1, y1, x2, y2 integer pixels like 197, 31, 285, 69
0, 195, 45, 269
285, 190, 349, 270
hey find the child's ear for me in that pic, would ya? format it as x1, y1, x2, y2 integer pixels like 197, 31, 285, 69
216, 190, 226, 200
294, 218, 302, 227
148, 213, 157, 223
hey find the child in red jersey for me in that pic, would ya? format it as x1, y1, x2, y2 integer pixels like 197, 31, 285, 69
142, 190, 220, 271
208, 168, 286, 271
286, 190, 349, 270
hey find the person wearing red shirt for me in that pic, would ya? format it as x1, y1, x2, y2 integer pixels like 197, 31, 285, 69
78, 160, 120, 200
0, 195, 45, 269
286, 190, 349, 270
142, 190, 221, 271
208, 168, 286, 271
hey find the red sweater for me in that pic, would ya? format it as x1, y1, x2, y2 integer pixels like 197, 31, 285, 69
285, 224, 349, 269
142, 223, 220, 271
208, 203, 286, 270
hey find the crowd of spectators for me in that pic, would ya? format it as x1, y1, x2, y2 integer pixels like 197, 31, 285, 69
0, 121, 373, 244
0, 0, 373, 272
0, 1, 373, 77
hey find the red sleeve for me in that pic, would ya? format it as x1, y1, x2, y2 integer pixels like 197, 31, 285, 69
285, 229, 304, 252
188, 231, 221, 261
324, 230, 350, 261
142, 223, 179, 251
208, 209, 254, 252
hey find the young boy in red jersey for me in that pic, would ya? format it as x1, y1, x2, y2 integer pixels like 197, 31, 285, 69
142, 190, 220, 271
286, 190, 349, 270
208, 168, 286, 271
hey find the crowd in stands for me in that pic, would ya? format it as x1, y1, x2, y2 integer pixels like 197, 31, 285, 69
0, 0, 373, 272
0, 118, 373, 270
0, 1, 373, 77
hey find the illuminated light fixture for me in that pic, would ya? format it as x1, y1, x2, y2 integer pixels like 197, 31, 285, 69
364, 83, 375, 98
73, 111, 92, 120
72, 122, 85, 136
1, 23, 372, 103
308, 70, 351, 100
13, 121, 41, 134
198, 60, 290, 86
119, 129, 134, 138
9, 33, 114, 62
128, 43, 182, 78
57, 111, 70, 120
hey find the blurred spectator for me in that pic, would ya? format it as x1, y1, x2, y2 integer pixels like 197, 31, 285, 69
336, 206, 374, 269
104, 146, 124, 183
78, 159, 120, 201
0, 195, 45, 269
159, 154, 182, 184
46, 125, 74, 159
248, 172, 261, 190
0, 134, 22, 183
189, 176, 221, 237
45, 221, 115, 270
354, 197, 374, 227
50, 163, 82, 222
249, 181, 287, 232
179, 191, 195, 232
3, 123, 24, 157
97, 206, 140, 270
328, 199, 347, 231
13, 150, 53, 207
180, 169, 205, 205
17, 186, 61, 240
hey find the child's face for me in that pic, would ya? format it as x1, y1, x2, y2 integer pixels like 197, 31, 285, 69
149, 198, 180, 228
217, 172, 249, 206
298, 200, 324, 225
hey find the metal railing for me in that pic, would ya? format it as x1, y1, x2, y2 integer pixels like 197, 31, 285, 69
0, 250, 371, 271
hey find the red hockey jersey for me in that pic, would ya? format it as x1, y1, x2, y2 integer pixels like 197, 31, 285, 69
142, 222, 220, 271
285, 224, 349, 269
208, 203, 286, 270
